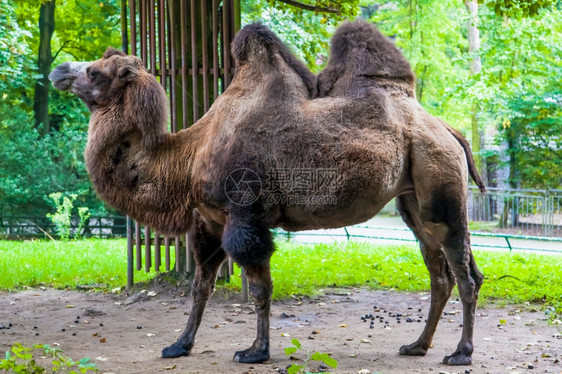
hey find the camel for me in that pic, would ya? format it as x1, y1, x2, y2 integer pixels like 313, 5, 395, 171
49, 20, 485, 366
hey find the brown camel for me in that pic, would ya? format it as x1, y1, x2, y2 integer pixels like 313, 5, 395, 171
49, 21, 485, 366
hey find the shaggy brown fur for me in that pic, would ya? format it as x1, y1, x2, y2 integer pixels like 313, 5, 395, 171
317, 20, 415, 97
49, 21, 484, 367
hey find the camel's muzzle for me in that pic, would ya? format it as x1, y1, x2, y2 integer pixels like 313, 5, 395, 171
49, 61, 91, 91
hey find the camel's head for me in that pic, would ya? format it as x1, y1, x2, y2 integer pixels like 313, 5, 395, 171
49, 47, 143, 110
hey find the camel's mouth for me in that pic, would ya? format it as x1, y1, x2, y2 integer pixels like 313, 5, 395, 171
49, 62, 75, 91
49, 61, 91, 91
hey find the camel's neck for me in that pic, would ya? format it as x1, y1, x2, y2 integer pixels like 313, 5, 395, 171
85, 75, 197, 235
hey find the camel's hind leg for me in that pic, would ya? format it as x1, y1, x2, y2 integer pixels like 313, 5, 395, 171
420, 187, 484, 365
396, 193, 456, 357
162, 212, 226, 358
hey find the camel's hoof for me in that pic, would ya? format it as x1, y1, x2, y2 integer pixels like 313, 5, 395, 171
162, 343, 190, 358
399, 342, 428, 356
442, 352, 472, 365
233, 348, 270, 363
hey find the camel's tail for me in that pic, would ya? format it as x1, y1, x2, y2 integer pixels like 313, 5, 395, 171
439, 120, 486, 194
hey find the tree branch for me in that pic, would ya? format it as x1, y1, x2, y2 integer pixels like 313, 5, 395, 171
50, 40, 72, 64
275, 0, 340, 14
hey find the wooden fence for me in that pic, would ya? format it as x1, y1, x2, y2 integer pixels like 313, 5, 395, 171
122, 0, 243, 291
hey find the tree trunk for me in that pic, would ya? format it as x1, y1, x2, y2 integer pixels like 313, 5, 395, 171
465, 0, 485, 177
33, 0, 55, 135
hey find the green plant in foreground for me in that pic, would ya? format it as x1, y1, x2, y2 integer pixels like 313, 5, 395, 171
46, 193, 77, 240
284, 338, 338, 374
0, 343, 98, 373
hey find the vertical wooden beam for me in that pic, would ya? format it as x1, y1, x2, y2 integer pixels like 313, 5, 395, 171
129, 0, 137, 56
135, 221, 142, 271
222, 0, 231, 88
201, 0, 209, 112
154, 233, 161, 272
149, 0, 156, 75
165, 236, 171, 272
158, 0, 167, 90
180, 0, 188, 130
121, 0, 129, 53
175, 236, 181, 272
212, 0, 219, 99
126, 217, 134, 289
144, 225, 151, 272
190, 0, 199, 123
140, 0, 147, 65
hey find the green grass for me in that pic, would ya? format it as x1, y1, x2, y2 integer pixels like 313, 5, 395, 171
0, 238, 560, 317
0, 239, 157, 290
230, 241, 562, 317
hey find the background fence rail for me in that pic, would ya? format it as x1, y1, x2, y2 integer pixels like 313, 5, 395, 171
0, 215, 127, 239
468, 187, 562, 237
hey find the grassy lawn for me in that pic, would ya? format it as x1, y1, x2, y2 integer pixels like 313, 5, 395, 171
0, 239, 158, 290
0, 239, 560, 317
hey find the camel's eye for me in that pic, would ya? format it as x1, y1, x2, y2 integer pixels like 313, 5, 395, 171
87, 67, 100, 80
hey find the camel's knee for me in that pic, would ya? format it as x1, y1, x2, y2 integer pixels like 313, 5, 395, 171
191, 273, 216, 302
431, 274, 454, 296
248, 282, 272, 309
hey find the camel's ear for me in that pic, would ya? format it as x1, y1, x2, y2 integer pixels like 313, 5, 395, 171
117, 65, 138, 82
104, 47, 126, 59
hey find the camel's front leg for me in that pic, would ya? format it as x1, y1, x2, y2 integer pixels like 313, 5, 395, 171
162, 215, 226, 358
221, 213, 275, 363
233, 261, 272, 363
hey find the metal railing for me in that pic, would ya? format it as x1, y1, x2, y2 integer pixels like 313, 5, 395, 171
0, 215, 127, 239
468, 187, 562, 237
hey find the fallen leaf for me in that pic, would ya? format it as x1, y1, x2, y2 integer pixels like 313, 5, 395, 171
164, 365, 176, 370
66, 304, 74, 308
338, 324, 347, 328
99, 338, 106, 343
147, 291, 157, 297
146, 333, 155, 337
281, 333, 290, 337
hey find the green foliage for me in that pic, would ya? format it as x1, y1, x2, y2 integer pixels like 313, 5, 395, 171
487, 0, 558, 17
45, 192, 93, 239
367, 0, 561, 189
46, 193, 76, 240
77, 206, 91, 239
242, 0, 360, 71
0, 343, 98, 374
495, 91, 561, 189
367, 0, 471, 126
284, 338, 337, 374
0, 0, 121, 218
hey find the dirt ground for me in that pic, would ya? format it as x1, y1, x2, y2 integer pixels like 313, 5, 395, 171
1, 285, 560, 374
